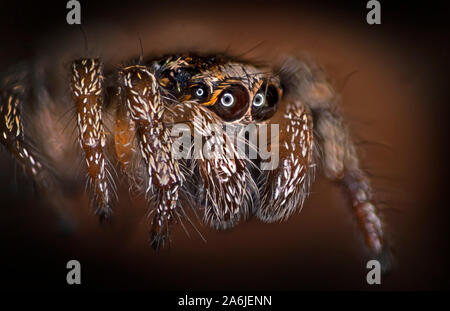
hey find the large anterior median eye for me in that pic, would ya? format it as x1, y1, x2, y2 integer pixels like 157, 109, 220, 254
209, 85, 250, 122
220, 93, 235, 107
251, 84, 280, 121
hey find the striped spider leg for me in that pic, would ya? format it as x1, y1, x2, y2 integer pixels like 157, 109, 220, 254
118, 65, 183, 249
0, 66, 75, 229
257, 57, 391, 269
1, 70, 44, 181
71, 59, 114, 221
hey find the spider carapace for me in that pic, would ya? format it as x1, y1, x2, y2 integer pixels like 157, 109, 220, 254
0, 53, 391, 269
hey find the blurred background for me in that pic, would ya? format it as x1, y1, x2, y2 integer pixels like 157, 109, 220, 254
0, 0, 448, 290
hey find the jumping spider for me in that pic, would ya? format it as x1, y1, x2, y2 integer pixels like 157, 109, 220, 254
0, 53, 391, 269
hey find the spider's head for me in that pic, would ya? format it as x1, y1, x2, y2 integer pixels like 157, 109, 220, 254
154, 55, 282, 123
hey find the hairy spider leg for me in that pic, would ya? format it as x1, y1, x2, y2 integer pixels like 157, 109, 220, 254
314, 104, 391, 269
290, 59, 391, 270
0, 69, 75, 231
119, 65, 182, 249
71, 59, 113, 221
0, 75, 44, 179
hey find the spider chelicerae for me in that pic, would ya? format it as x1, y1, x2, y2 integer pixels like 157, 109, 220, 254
0, 52, 391, 269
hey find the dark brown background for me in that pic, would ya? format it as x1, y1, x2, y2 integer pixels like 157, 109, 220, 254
0, 0, 448, 290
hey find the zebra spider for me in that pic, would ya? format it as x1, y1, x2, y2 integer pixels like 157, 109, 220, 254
0, 51, 391, 269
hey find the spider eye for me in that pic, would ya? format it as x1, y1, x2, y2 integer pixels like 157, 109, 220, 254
251, 84, 280, 121
253, 93, 265, 107
196, 87, 205, 97
220, 93, 235, 107
210, 85, 249, 122
190, 83, 209, 101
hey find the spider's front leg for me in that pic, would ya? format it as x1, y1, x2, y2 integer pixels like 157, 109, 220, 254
71, 59, 114, 221
119, 66, 183, 249
268, 58, 390, 269
312, 96, 391, 267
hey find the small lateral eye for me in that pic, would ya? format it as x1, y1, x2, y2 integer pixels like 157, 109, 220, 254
191, 83, 210, 101
251, 84, 280, 121
209, 85, 250, 122
253, 93, 265, 107
195, 87, 205, 97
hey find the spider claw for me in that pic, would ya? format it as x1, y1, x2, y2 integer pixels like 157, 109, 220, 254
150, 233, 166, 251
95, 206, 113, 223
373, 243, 394, 275
150, 219, 170, 250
